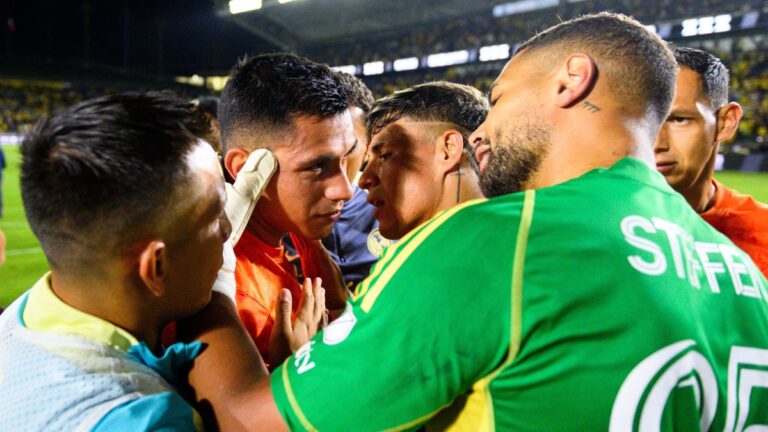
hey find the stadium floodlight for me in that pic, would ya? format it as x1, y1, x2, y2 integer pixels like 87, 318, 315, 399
741, 12, 759, 29
175, 75, 205, 87
363, 61, 384, 76
493, 0, 557, 17
681, 14, 732, 37
332, 65, 358, 75
393, 57, 419, 72
681, 18, 698, 37
229, 0, 262, 14
207, 76, 229, 92
698, 16, 716, 34
479, 44, 510, 62
714, 14, 731, 33
657, 23, 673, 39
427, 50, 469, 68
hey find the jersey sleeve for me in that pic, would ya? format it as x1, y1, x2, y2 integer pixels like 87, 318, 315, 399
92, 392, 202, 432
271, 200, 517, 431
235, 290, 276, 368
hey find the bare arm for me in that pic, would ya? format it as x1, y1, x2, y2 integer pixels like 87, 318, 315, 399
177, 293, 286, 432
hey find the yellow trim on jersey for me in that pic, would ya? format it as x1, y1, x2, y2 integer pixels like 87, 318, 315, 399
355, 198, 486, 301
23, 273, 139, 351
383, 402, 452, 432
192, 409, 205, 432
507, 189, 534, 365
281, 364, 318, 431
353, 235, 400, 299
435, 377, 494, 432
360, 198, 486, 313
436, 190, 536, 431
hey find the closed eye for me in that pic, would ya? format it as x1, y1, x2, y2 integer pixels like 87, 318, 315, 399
668, 116, 692, 125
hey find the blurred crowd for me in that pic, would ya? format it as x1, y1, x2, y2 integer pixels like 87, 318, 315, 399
727, 40, 768, 145
311, 0, 764, 67
1, 0, 766, 147
0, 81, 103, 134
0, 80, 193, 134
362, 38, 768, 148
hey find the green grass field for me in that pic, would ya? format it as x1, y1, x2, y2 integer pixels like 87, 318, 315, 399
1, 144, 767, 307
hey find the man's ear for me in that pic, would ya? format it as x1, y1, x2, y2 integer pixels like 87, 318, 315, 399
715, 102, 743, 144
438, 130, 465, 175
138, 240, 167, 298
224, 147, 250, 180
554, 53, 598, 109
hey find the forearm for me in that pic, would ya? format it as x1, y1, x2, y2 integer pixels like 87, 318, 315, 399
177, 293, 286, 431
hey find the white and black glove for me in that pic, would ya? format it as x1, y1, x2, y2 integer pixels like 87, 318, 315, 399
212, 149, 277, 301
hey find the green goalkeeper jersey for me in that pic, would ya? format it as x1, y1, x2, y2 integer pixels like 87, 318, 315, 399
271, 158, 768, 431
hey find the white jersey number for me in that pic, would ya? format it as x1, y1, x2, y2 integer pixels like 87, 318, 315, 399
610, 340, 768, 431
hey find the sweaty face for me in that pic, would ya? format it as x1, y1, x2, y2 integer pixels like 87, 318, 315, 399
164, 141, 230, 317
470, 53, 553, 197
255, 112, 356, 239
654, 68, 719, 193
358, 119, 443, 240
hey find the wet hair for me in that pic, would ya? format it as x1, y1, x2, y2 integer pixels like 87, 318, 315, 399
367, 81, 487, 142
334, 71, 374, 114
366, 81, 488, 172
219, 53, 350, 150
21, 91, 206, 269
673, 47, 729, 108
516, 12, 677, 124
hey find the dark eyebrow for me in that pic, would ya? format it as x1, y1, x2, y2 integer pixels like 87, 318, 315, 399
299, 153, 336, 170
299, 139, 359, 170
369, 141, 384, 154
668, 109, 699, 117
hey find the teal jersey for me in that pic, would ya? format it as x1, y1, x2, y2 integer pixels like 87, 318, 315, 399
271, 158, 768, 431
0, 276, 203, 431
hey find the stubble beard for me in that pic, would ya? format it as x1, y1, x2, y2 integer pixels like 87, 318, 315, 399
479, 122, 551, 198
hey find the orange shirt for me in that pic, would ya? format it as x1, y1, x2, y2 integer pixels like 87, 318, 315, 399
234, 230, 302, 369
701, 179, 768, 278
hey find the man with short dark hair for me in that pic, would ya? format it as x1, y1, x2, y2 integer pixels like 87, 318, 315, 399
286, 71, 388, 289
0, 92, 231, 430
654, 47, 768, 276
219, 53, 354, 367
184, 13, 768, 430
359, 81, 487, 240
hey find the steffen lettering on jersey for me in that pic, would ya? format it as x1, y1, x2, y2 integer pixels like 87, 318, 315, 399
621, 215, 767, 300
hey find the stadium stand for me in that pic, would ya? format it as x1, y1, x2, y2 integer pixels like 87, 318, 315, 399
0, 80, 99, 133
1, 0, 766, 150
359, 37, 768, 152
308, 0, 764, 67
0, 77, 207, 134
292, 0, 768, 151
